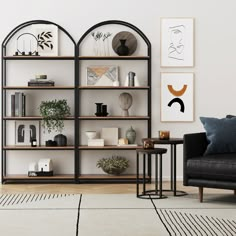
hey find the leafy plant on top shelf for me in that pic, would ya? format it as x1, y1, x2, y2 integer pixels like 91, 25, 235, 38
39, 99, 71, 133
97, 156, 129, 175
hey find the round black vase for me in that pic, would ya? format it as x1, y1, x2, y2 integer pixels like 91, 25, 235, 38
117, 39, 129, 56
54, 134, 67, 146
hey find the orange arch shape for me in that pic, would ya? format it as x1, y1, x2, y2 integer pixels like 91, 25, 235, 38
167, 84, 187, 97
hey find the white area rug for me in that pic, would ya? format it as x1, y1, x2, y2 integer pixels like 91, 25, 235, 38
0, 193, 236, 235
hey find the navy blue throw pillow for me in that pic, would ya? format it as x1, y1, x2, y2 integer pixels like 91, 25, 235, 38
200, 116, 236, 155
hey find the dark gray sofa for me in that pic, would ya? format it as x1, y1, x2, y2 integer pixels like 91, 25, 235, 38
183, 132, 236, 202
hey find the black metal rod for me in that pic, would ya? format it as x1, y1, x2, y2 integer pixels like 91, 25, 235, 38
159, 154, 163, 198
143, 154, 146, 194
173, 144, 177, 196
170, 144, 174, 190
136, 152, 139, 197
155, 154, 158, 195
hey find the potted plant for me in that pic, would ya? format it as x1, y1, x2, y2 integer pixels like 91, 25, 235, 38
39, 99, 71, 146
96, 156, 129, 175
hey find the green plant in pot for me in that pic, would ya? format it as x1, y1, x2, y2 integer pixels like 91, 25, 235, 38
97, 156, 129, 175
39, 99, 71, 146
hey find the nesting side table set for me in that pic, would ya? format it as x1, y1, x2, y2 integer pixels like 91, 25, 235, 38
137, 137, 187, 199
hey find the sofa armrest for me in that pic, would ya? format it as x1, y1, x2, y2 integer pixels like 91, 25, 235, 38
183, 132, 208, 185
184, 132, 208, 160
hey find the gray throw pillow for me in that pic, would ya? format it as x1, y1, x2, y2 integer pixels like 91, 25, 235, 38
200, 116, 236, 155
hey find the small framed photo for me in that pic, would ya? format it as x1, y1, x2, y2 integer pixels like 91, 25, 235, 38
86, 65, 119, 86
161, 72, 194, 122
32, 24, 58, 56
15, 121, 40, 146
160, 18, 194, 67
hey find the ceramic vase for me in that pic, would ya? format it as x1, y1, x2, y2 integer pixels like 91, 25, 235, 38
54, 134, 67, 146
126, 126, 136, 144
117, 39, 129, 56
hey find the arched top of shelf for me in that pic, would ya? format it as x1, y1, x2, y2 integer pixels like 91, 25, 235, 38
77, 20, 151, 50
2, 20, 76, 47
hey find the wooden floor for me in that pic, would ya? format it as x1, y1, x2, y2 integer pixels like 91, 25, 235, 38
0, 181, 233, 195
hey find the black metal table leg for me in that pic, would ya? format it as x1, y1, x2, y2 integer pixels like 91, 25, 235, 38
136, 151, 139, 197
170, 145, 174, 191
143, 153, 146, 194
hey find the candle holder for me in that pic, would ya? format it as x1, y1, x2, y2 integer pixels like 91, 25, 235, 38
159, 131, 170, 140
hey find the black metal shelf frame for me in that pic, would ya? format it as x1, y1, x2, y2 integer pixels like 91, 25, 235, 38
1, 20, 152, 184
77, 20, 152, 183
1, 20, 77, 184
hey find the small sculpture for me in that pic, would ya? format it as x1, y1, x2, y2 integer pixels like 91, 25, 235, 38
119, 92, 133, 116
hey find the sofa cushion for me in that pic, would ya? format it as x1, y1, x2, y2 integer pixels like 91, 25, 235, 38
200, 116, 236, 155
186, 153, 236, 181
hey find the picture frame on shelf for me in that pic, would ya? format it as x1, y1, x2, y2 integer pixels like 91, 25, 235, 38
86, 65, 119, 86
101, 128, 119, 145
15, 121, 40, 146
160, 18, 194, 67
31, 24, 58, 56
161, 72, 194, 122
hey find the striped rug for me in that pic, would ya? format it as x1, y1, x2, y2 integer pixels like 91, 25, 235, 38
0, 193, 236, 236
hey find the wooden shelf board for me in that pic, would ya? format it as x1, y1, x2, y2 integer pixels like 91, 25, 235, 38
79, 145, 143, 150
3, 86, 74, 90
79, 174, 148, 179
4, 174, 74, 180
3, 56, 74, 60
3, 146, 75, 150
79, 86, 150, 90
3, 116, 75, 120
79, 56, 149, 60
79, 116, 150, 120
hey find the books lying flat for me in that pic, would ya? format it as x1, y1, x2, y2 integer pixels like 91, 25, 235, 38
28, 80, 55, 86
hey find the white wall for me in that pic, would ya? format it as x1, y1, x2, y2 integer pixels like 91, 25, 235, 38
1, 0, 236, 180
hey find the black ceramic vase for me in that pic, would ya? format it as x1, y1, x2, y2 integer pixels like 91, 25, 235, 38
54, 134, 67, 146
117, 39, 129, 56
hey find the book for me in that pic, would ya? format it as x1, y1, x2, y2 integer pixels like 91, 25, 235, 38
11, 94, 15, 116
14, 92, 20, 116
22, 94, 26, 116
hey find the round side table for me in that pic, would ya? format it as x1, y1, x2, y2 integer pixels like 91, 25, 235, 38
136, 148, 167, 199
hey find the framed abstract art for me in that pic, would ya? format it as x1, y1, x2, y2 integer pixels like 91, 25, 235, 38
160, 18, 194, 67
161, 72, 194, 122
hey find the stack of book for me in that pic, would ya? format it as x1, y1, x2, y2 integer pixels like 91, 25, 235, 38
11, 92, 26, 117
28, 79, 55, 86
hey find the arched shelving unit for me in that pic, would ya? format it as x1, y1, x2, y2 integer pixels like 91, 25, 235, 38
1, 20, 77, 183
76, 20, 152, 183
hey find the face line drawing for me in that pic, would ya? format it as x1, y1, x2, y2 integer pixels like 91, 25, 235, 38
168, 24, 185, 61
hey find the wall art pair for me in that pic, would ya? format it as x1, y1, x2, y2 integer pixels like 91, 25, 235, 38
160, 18, 194, 122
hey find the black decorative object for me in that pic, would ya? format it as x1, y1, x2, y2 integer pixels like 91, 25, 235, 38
112, 31, 137, 56
31, 138, 37, 147
116, 39, 129, 56
15, 33, 39, 56
45, 140, 57, 147
54, 134, 67, 146
95, 103, 103, 116
95, 103, 109, 116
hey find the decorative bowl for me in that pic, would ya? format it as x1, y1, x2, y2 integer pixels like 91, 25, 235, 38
85, 131, 97, 139
96, 156, 129, 175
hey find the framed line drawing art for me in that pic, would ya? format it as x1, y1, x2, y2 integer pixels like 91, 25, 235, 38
15, 121, 40, 146
161, 72, 194, 122
86, 65, 119, 86
160, 18, 194, 67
